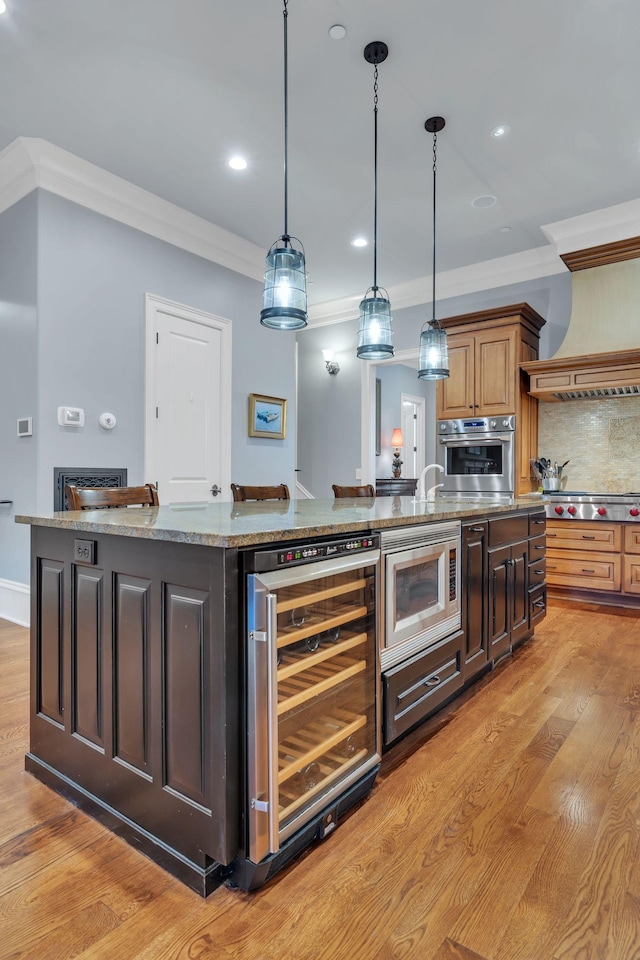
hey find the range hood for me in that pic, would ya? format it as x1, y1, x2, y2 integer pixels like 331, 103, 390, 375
522, 238, 640, 401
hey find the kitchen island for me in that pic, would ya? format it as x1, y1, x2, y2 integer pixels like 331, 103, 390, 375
16, 495, 546, 894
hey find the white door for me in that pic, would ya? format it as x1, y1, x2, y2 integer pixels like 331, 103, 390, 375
401, 394, 426, 480
145, 295, 232, 503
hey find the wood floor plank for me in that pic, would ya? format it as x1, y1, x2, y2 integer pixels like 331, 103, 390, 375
3, 604, 640, 960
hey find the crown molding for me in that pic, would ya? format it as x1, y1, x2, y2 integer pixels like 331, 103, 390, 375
541, 198, 640, 257
306, 244, 566, 327
560, 235, 640, 272
0, 137, 265, 282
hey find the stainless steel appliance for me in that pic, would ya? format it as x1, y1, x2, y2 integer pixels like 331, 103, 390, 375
240, 534, 380, 889
437, 416, 515, 496
380, 521, 461, 670
545, 492, 640, 522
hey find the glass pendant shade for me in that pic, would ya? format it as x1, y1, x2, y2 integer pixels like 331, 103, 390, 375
357, 290, 394, 359
418, 323, 449, 380
260, 242, 308, 330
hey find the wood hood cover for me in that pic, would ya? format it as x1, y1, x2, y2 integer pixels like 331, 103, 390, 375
522, 237, 640, 400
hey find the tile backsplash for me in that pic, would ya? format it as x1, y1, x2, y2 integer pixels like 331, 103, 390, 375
537, 397, 640, 493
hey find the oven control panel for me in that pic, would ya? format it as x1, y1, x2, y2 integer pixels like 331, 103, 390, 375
449, 548, 457, 601
247, 535, 379, 572
438, 416, 515, 434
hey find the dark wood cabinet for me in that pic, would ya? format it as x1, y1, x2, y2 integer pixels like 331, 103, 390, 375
488, 537, 529, 661
461, 521, 489, 679
375, 478, 417, 497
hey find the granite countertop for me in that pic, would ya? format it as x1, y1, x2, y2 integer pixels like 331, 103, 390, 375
15, 495, 547, 548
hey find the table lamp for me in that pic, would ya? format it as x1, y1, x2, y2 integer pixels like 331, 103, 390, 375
391, 428, 404, 478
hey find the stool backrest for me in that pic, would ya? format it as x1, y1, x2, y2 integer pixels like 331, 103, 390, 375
231, 483, 290, 503
65, 484, 160, 510
332, 484, 375, 498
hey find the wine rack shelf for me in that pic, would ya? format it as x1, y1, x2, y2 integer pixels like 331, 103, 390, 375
276, 577, 367, 614
278, 631, 367, 680
276, 602, 368, 650
278, 709, 367, 786
278, 747, 368, 824
277, 653, 366, 715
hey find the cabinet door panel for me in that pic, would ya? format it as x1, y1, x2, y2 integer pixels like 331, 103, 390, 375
510, 541, 529, 645
545, 521, 620, 552
474, 329, 516, 415
488, 545, 510, 660
462, 522, 488, 677
623, 556, 640, 594
437, 337, 475, 418
624, 526, 640, 555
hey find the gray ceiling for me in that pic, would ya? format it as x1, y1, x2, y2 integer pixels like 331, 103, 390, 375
1, 0, 639, 306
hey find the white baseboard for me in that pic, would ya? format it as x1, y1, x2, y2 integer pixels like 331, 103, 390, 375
0, 578, 30, 627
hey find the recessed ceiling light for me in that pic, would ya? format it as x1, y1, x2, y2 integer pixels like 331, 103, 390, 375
228, 156, 248, 171
500, 225, 511, 233
329, 24, 347, 40
471, 195, 497, 209
351, 237, 368, 248
0, 2, 7, 14
491, 124, 511, 139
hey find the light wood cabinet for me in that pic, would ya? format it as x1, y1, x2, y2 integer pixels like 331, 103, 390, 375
436, 304, 545, 495
546, 518, 640, 604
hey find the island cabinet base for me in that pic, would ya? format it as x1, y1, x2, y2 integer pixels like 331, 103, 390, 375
27, 526, 241, 896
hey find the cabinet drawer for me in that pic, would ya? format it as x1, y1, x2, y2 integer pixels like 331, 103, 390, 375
624, 525, 640, 555
489, 514, 529, 547
623, 556, 640, 595
528, 558, 546, 587
546, 550, 621, 591
528, 512, 546, 536
529, 584, 547, 627
383, 630, 463, 745
528, 534, 546, 557
545, 521, 621, 553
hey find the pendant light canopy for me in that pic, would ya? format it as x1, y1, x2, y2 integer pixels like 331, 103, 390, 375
260, 0, 308, 331
357, 41, 394, 360
418, 116, 449, 380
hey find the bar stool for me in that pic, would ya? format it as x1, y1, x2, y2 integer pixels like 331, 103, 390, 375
332, 484, 375, 498
64, 484, 160, 510
230, 483, 290, 502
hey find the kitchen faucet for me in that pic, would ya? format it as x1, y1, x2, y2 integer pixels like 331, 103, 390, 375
417, 463, 445, 501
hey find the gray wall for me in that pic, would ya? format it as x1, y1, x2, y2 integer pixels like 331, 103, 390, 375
375, 364, 435, 479
297, 272, 572, 498
0, 194, 39, 584
1, 189, 297, 588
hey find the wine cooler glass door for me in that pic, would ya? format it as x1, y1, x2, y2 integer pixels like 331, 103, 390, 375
247, 550, 380, 864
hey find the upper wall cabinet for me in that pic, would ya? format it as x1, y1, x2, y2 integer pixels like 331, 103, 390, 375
435, 304, 546, 496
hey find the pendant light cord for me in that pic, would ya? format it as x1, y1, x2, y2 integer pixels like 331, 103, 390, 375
373, 62, 379, 293
431, 128, 438, 324
283, 0, 289, 243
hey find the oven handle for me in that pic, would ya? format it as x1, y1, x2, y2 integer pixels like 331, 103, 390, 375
439, 436, 511, 446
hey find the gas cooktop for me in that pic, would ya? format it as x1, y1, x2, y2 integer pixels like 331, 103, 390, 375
545, 491, 640, 521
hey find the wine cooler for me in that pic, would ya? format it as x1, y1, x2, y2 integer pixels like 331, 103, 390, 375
238, 534, 380, 888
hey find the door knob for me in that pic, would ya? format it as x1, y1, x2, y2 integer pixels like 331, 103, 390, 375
210, 484, 221, 497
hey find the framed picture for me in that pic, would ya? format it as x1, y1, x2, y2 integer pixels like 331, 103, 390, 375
248, 393, 287, 440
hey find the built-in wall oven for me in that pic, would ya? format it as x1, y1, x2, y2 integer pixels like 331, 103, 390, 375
437, 416, 515, 497
236, 533, 380, 890
380, 521, 461, 671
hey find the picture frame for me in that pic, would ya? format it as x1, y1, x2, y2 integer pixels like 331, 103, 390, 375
248, 393, 287, 440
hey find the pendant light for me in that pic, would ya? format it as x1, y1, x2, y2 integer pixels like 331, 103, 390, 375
418, 117, 449, 380
357, 41, 394, 360
260, 0, 308, 331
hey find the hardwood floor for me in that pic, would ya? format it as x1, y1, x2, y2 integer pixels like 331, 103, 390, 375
2, 601, 640, 960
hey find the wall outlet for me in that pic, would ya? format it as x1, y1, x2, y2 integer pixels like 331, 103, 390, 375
74, 539, 96, 565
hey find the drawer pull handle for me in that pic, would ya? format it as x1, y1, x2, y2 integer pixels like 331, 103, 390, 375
582, 535, 596, 540
547, 533, 557, 537
582, 568, 595, 573
547, 564, 557, 569
533, 519, 545, 524
424, 675, 441, 687
469, 526, 485, 533
534, 545, 545, 550
533, 569, 544, 575
533, 599, 546, 608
